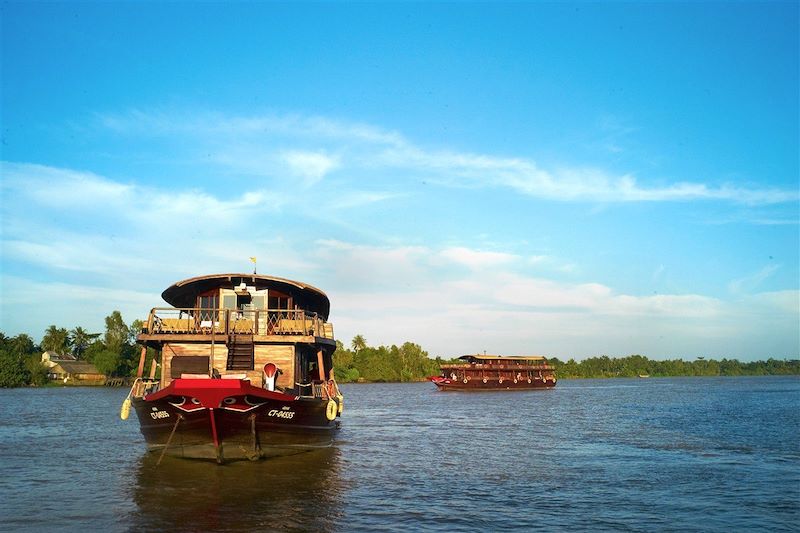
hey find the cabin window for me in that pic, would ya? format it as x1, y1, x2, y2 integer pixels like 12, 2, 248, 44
268, 293, 291, 311
251, 293, 266, 310
222, 293, 236, 310
198, 295, 218, 321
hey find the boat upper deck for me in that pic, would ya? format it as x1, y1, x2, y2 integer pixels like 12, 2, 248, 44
441, 354, 555, 371
440, 362, 555, 371
136, 273, 335, 347
137, 307, 335, 345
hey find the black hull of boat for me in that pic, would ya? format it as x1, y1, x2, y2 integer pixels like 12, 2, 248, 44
132, 396, 338, 462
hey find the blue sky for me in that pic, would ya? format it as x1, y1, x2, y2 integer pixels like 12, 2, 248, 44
1, 2, 798, 360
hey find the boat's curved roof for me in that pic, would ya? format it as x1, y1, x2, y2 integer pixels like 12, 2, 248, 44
460, 354, 547, 361
161, 273, 330, 319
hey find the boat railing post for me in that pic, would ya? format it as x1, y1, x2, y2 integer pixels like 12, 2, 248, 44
149, 357, 158, 380
136, 345, 147, 378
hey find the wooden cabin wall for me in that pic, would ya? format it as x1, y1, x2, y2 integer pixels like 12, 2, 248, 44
160, 342, 295, 390
161, 343, 228, 386
254, 345, 295, 389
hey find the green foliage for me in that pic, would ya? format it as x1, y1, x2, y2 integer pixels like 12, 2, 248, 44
69, 326, 100, 359
25, 355, 49, 386
92, 349, 123, 377
333, 336, 799, 383
334, 335, 443, 382
338, 367, 361, 382
553, 354, 800, 378
10, 334, 36, 356
351, 335, 367, 353
104, 311, 130, 354
0, 310, 144, 386
0, 332, 39, 387
2, 321, 799, 387
0, 349, 31, 387
41, 325, 70, 355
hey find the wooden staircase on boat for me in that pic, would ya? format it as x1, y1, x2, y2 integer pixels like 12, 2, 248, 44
226, 334, 254, 370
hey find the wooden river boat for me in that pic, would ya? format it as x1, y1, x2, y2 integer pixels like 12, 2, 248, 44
430, 354, 557, 391
120, 273, 342, 463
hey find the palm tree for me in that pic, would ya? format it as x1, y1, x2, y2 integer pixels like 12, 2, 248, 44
70, 326, 99, 359
41, 325, 69, 355
10, 333, 36, 356
351, 334, 367, 353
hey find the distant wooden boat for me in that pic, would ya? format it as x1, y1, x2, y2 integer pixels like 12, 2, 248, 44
121, 273, 342, 463
638, 374, 650, 378
430, 354, 557, 391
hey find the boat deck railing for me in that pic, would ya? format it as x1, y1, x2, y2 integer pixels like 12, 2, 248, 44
141, 307, 334, 339
313, 379, 341, 400
440, 363, 555, 371
295, 379, 341, 400
129, 377, 160, 399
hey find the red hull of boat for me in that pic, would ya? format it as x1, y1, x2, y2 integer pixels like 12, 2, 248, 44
430, 376, 556, 391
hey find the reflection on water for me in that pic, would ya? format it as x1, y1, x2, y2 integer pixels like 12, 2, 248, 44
131, 447, 343, 532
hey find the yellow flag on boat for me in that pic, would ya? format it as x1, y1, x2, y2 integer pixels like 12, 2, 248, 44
249, 257, 257, 263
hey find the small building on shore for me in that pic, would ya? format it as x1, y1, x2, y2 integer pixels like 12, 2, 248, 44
41, 352, 105, 384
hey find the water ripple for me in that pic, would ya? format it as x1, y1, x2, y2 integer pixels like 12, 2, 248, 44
0, 377, 798, 531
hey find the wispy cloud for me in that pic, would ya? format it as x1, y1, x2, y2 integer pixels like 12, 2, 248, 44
328, 191, 403, 210
0, 161, 289, 286
728, 264, 782, 294
94, 110, 798, 206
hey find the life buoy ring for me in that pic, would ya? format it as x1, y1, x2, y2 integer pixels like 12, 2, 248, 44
527, 379, 532, 384
482, 378, 487, 384
513, 379, 518, 384
325, 399, 337, 421
463, 379, 468, 384
498, 379, 503, 384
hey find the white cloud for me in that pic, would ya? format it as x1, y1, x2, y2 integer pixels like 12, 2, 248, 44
93, 110, 798, 206
0, 162, 290, 287
2, 110, 797, 359
281, 150, 340, 185
439, 247, 517, 269
1, 168, 797, 359
317, 243, 797, 359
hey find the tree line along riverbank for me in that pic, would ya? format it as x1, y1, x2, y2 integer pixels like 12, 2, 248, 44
1, 317, 797, 387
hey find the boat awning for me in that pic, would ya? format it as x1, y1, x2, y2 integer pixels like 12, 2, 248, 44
459, 355, 547, 362
160, 273, 331, 319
